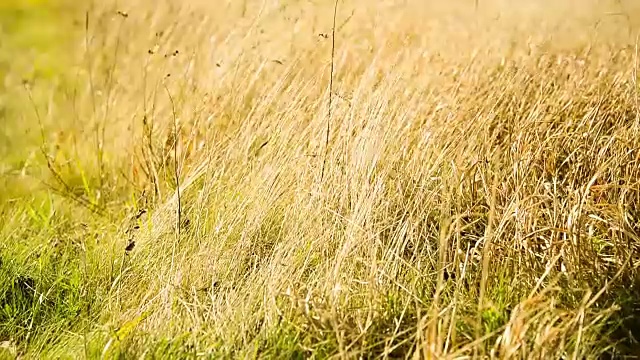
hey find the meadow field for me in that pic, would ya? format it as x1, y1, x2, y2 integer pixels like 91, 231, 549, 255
2, 0, 640, 358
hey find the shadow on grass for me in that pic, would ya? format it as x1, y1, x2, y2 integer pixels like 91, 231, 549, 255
600, 272, 640, 359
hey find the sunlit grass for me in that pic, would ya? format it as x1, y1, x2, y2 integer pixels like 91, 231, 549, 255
2, 0, 640, 358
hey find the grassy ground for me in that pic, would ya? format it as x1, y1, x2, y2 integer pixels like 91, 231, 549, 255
2, 0, 640, 358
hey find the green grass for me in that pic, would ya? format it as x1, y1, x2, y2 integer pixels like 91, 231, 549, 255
0, 1, 114, 358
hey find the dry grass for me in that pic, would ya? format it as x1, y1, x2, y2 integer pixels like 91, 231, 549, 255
3, 0, 640, 358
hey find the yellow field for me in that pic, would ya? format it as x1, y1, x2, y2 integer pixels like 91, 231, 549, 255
2, 0, 640, 358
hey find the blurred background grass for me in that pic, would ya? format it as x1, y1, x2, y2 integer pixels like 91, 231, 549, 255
0, 0, 74, 194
